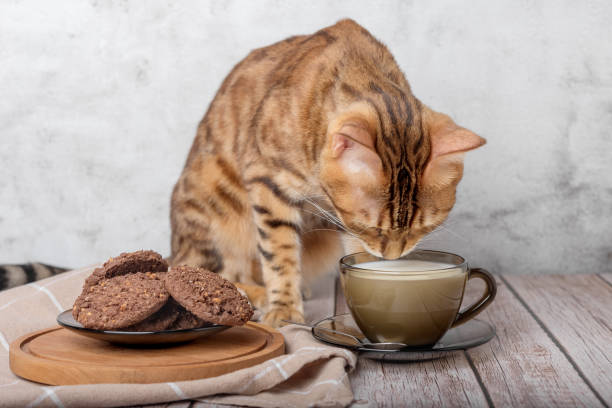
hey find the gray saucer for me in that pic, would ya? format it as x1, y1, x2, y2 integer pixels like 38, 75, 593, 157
312, 313, 496, 361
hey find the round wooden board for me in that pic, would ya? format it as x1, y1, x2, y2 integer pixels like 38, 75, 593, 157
9, 322, 284, 385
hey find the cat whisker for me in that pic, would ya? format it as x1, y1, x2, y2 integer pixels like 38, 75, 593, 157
429, 221, 466, 242
300, 194, 375, 240
416, 236, 444, 244
303, 228, 343, 234
352, 223, 370, 235
299, 206, 361, 241
300, 208, 357, 238
301, 210, 340, 230
306, 201, 342, 225
298, 193, 371, 241
296, 194, 343, 225
299, 194, 343, 223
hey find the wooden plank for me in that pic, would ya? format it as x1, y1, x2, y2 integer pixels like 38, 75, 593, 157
336, 277, 489, 407
599, 273, 612, 286
503, 274, 611, 405
350, 352, 489, 407
466, 277, 604, 407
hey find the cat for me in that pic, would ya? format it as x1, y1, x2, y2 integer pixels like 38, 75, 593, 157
0, 263, 68, 291
169, 19, 485, 327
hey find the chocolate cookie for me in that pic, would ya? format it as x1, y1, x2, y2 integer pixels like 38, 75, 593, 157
165, 266, 253, 326
122, 299, 181, 332
73, 272, 169, 330
85, 250, 168, 288
169, 306, 208, 330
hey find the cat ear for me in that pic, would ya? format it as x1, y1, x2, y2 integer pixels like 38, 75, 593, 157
423, 108, 486, 187
331, 122, 382, 179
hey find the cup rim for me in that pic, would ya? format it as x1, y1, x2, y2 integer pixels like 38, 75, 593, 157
339, 249, 467, 275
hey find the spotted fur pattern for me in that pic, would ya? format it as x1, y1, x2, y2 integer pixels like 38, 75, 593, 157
170, 19, 485, 327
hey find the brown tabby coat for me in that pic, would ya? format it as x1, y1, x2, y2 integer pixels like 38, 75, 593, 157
170, 19, 485, 327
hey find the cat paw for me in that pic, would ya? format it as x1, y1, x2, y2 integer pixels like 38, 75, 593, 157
234, 283, 267, 310
262, 307, 305, 328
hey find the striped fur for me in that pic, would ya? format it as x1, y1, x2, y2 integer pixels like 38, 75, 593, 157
170, 19, 485, 327
0, 263, 68, 291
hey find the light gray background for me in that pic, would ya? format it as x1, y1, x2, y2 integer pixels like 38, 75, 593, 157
1, 0, 611, 274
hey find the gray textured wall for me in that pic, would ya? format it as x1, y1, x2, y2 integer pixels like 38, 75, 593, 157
1, 1, 611, 274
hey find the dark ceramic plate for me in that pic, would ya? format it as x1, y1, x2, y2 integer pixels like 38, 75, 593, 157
57, 310, 229, 346
312, 313, 496, 361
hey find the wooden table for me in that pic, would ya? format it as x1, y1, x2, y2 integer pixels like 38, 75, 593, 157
145, 273, 612, 407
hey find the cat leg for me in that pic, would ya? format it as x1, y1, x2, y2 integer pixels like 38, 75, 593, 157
171, 157, 258, 283
246, 178, 305, 327
234, 282, 267, 310
170, 235, 224, 273
170, 205, 224, 273
170, 174, 225, 272
233, 258, 267, 309
174, 224, 266, 309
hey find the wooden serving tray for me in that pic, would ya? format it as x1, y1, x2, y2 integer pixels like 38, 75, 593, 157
9, 322, 284, 385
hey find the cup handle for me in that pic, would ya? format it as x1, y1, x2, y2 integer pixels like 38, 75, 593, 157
451, 268, 497, 328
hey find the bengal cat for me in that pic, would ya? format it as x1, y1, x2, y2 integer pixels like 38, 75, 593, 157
169, 19, 485, 327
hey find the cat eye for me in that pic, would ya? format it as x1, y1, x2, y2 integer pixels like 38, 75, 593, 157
338, 122, 376, 150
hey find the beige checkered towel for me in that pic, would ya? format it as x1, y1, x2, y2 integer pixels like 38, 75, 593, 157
0, 266, 356, 407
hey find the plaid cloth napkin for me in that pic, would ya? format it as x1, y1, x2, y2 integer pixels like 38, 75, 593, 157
0, 266, 356, 407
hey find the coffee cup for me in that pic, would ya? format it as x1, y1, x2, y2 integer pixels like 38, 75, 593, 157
339, 250, 496, 347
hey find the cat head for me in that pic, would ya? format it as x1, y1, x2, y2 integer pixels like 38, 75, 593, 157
320, 100, 485, 259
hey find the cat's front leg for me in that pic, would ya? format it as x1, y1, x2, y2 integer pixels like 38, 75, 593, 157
246, 176, 305, 327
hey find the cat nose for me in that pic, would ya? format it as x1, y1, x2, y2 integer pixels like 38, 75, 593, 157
381, 243, 403, 260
